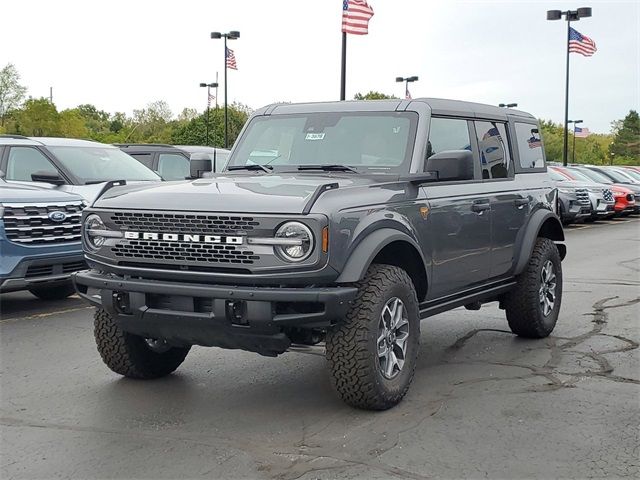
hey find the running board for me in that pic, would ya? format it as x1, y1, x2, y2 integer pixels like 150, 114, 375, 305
419, 280, 517, 319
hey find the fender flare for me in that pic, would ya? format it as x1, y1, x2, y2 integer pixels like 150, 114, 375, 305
335, 228, 429, 284
513, 209, 566, 276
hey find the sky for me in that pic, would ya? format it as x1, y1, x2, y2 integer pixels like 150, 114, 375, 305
1, 0, 637, 134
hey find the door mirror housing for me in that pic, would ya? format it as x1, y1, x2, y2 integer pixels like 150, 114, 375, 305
31, 170, 66, 185
426, 150, 475, 182
189, 154, 212, 179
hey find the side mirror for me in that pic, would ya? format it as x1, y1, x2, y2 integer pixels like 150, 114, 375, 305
189, 155, 212, 179
31, 170, 66, 185
426, 150, 475, 182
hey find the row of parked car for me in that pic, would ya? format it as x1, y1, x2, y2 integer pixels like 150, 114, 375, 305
1, 133, 638, 302
0, 135, 228, 299
547, 164, 640, 225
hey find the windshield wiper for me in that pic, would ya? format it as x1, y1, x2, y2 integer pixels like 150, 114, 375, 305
227, 164, 273, 174
297, 164, 358, 173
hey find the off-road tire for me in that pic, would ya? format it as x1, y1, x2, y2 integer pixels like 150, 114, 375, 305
504, 238, 562, 338
326, 264, 420, 410
29, 281, 76, 300
94, 308, 190, 379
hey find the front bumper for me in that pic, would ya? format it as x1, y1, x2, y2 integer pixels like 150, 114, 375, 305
73, 270, 358, 356
0, 253, 86, 293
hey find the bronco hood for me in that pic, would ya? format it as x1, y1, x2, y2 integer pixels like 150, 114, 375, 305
93, 174, 383, 214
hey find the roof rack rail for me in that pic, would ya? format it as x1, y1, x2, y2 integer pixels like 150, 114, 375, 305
114, 143, 175, 148
0, 134, 29, 139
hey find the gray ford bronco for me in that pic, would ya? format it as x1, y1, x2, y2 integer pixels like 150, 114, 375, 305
74, 99, 565, 410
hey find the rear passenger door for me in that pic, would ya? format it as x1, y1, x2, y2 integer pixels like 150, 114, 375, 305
473, 120, 527, 278
421, 117, 492, 299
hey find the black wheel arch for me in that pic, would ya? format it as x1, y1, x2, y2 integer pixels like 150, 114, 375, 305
335, 228, 429, 301
513, 209, 566, 276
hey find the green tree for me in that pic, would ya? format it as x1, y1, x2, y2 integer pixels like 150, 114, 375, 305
0, 63, 27, 125
353, 91, 398, 100
12, 98, 59, 136
610, 110, 640, 163
58, 109, 89, 138
171, 103, 250, 147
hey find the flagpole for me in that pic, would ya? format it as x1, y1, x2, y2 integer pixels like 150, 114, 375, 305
562, 17, 571, 166
340, 32, 347, 101
215, 71, 219, 109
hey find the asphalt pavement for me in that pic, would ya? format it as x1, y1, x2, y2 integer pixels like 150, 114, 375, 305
1, 217, 639, 479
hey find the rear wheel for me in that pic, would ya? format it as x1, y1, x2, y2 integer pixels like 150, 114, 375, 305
29, 280, 76, 300
94, 308, 190, 379
326, 264, 420, 410
504, 238, 562, 338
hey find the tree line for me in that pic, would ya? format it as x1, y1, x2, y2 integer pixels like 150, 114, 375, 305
0, 64, 638, 165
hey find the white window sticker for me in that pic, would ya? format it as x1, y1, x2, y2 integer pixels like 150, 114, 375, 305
305, 133, 325, 140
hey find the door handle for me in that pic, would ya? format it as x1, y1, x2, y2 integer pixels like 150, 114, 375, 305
471, 201, 491, 213
514, 198, 529, 208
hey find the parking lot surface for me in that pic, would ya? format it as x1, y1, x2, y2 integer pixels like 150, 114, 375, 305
1, 218, 639, 479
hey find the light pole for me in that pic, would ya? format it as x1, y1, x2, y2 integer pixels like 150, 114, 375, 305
547, 7, 592, 166
199, 82, 218, 146
395, 76, 418, 99
211, 30, 240, 148
499, 103, 518, 108
568, 119, 583, 163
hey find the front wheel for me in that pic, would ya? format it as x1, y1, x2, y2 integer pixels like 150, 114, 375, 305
94, 308, 190, 379
504, 238, 563, 338
326, 264, 420, 410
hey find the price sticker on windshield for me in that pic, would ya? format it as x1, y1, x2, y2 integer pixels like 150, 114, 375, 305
305, 133, 325, 141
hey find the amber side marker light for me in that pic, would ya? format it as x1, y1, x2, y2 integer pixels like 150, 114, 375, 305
322, 227, 329, 253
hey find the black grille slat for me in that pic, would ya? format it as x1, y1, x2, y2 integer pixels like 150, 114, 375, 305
112, 240, 260, 265
2, 202, 83, 244
575, 189, 590, 206
110, 212, 259, 235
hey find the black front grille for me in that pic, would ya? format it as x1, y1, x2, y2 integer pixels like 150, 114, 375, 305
575, 188, 590, 206
110, 212, 259, 235
2, 202, 83, 244
62, 261, 87, 273
112, 240, 260, 265
25, 265, 54, 278
24, 261, 86, 278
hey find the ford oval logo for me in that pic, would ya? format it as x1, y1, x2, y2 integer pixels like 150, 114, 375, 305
48, 211, 67, 222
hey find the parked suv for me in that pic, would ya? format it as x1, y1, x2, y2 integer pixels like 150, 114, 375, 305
1, 180, 85, 299
548, 166, 614, 221
115, 144, 230, 180
0, 135, 160, 202
74, 99, 566, 410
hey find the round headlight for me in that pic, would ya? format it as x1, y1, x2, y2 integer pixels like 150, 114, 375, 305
84, 214, 107, 251
274, 222, 314, 262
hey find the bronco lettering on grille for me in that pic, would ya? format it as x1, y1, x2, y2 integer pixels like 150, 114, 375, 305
123, 231, 244, 244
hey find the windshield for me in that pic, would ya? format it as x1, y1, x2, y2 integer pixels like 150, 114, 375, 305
562, 168, 592, 182
226, 112, 418, 174
573, 168, 612, 184
548, 169, 569, 181
48, 146, 161, 184
617, 168, 640, 181
602, 168, 635, 183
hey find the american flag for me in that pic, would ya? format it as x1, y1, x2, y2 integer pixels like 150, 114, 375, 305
405, 87, 412, 100
226, 47, 237, 70
482, 126, 500, 140
574, 126, 591, 138
528, 136, 542, 149
342, 0, 374, 35
207, 92, 215, 109
569, 27, 597, 57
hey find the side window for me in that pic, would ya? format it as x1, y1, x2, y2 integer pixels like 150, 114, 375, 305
474, 121, 511, 179
426, 117, 472, 162
6, 147, 58, 181
515, 123, 545, 169
130, 153, 154, 169
157, 153, 190, 181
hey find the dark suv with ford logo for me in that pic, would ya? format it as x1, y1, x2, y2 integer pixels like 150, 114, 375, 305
74, 99, 566, 410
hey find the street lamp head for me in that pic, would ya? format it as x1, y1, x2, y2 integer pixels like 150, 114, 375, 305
211, 32, 222, 39
575, 119, 583, 124
546, 9, 562, 20
409, 76, 419, 82
228, 31, 240, 39
395, 77, 404, 82
199, 83, 207, 87
577, 7, 592, 18
211, 82, 219, 88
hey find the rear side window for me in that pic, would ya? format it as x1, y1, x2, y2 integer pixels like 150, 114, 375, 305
474, 121, 511, 179
130, 153, 154, 168
158, 153, 190, 181
515, 123, 545, 169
